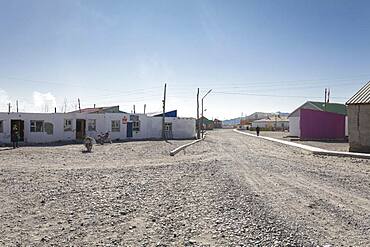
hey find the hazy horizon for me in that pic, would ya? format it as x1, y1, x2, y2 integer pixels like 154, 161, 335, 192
1, 0, 370, 119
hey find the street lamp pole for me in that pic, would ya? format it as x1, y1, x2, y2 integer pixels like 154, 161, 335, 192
201, 89, 212, 138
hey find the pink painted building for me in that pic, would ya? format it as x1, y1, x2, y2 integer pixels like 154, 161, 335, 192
300, 109, 346, 140
288, 101, 347, 140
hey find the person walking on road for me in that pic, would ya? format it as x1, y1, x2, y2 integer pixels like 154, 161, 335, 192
256, 126, 260, 136
12, 125, 19, 149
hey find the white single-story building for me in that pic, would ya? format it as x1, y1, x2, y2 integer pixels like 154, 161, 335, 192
251, 117, 289, 130
0, 106, 196, 144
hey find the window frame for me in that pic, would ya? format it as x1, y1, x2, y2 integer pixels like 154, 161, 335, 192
111, 120, 120, 132
30, 120, 44, 132
87, 119, 96, 132
164, 122, 172, 132
0, 120, 3, 133
64, 119, 73, 132
130, 115, 140, 131
44, 122, 54, 135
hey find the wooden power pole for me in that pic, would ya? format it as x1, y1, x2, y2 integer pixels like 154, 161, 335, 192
201, 89, 212, 138
162, 83, 167, 140
324, 88, 327, 111
197, 88, 200, 139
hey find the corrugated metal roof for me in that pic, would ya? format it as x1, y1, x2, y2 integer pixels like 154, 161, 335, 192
152, 110, 177, 117
68, 106, 127, 113
288, 101, 347, 118
309, 101, 347, 115
346, 81, 370, 105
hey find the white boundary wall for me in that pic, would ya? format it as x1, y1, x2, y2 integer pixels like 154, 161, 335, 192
288, 116, 300, 137
0, 112, 195, 144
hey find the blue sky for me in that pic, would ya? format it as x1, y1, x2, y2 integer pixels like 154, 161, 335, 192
0, 0, 370, 119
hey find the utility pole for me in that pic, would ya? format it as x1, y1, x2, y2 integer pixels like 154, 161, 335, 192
133, 105, 136, 114
7, 103, 11, 114
16, 100, 18, 113
144, 104, 146, 114
201, 98, 204, 138
162, 83, 167, 140
201, 89, 212, 138
197, 88, 200, 139
78, 98, 81, 113
63, 97, 68, 113
324, 88, 327, 111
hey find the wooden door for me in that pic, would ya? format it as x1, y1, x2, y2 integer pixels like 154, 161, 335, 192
76, 119, 86, 139
11, 120, 24, 142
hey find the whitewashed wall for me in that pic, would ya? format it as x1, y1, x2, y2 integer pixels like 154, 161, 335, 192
251, 121, 289, 129
167, 117, 196, 139
0, 112, 195, 144
288, 116, 300, 137
251, 122, 269, 128
0, 116, 11, 143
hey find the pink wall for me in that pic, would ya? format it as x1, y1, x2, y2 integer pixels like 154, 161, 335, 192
300, 109, 345, 140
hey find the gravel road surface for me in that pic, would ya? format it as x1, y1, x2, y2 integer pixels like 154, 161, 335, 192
242, 130, 349, 152
0, 129, 369, 246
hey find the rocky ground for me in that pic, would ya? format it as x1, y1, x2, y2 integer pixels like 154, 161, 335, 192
0, 129, 369, 246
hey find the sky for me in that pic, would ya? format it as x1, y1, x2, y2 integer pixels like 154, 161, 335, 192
0, 0, 370, 120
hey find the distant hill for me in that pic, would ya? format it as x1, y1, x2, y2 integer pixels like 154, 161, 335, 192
222, 112, 290, 125
222, 117, 243, 125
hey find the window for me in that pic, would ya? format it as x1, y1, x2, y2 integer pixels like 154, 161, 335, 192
111, 120, 120, 132
64, 119, 72, 131
30, 120, 44, 132
130, 115, 140, 131
164, 122, 173, 139
165, 122, 172, 132
87, 119, 96, 131
0, 120, 3, 133
44, 122, 54, 135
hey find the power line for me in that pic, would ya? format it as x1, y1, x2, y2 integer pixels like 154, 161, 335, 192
213, 91, 348, 99
165, 74, 370, 88
2, 73, 369, 90
0, 75, 163, 95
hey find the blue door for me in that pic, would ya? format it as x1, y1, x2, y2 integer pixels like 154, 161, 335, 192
127, 122, 133, 138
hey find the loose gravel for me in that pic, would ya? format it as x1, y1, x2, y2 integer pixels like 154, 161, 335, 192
0, 130, 369, 246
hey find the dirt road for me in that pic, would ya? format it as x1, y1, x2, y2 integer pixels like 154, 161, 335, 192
208, 130, 370, 246
0, 129, 369, 246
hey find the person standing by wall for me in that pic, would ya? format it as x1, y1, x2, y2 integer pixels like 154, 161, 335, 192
12, 125, 19, 149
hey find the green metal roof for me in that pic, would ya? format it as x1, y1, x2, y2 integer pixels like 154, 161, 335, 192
309, 101, 347, 115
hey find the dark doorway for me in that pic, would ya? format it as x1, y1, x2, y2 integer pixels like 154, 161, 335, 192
127, 122, 133, 138
11, 120, 24, 142
76, 119, 86, 140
